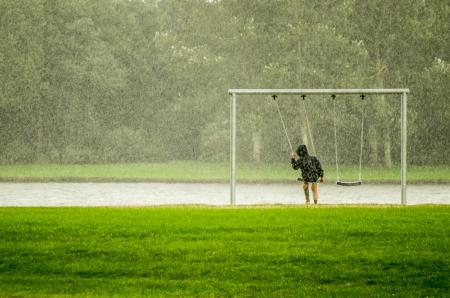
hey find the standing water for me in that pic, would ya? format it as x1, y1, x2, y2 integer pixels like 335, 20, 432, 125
0, 183, 449, 206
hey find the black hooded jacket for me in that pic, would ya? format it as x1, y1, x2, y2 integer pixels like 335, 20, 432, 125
291, 145, 324, 182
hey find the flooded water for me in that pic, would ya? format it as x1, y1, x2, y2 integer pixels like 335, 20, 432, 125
0, 182, 449, 206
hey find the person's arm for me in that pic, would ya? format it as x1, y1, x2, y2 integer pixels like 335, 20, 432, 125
314, 157, 324, 182
290, 152, 300, 170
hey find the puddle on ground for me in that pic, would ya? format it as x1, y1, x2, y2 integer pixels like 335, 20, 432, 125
0, 183, 449, 206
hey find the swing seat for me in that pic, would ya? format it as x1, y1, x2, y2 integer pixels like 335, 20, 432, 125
336, 180, 362, 186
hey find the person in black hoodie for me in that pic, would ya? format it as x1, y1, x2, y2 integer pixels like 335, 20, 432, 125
291, 144, 324, 207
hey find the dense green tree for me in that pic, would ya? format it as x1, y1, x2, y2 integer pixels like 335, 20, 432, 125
0, 0, 448, 165
412, 59, 450, 164
0, 0, 44, 163
341, 0, 449, 166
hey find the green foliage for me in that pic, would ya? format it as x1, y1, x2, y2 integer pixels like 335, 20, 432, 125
412, 59, 450, 164
0, 140, 35, 164
0, 207, 448, 296
102, 128, 146, 163
199, 113, 229, 162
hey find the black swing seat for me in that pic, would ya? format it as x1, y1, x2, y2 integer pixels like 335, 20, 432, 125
336, 180, 362, 186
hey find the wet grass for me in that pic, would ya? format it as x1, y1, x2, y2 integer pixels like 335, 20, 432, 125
0, 162, 449, 183
0, 206, 449, 297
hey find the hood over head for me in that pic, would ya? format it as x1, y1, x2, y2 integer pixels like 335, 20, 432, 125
296, 144, 309, 157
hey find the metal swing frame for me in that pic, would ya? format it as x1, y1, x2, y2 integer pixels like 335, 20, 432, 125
228, 88, 409, 205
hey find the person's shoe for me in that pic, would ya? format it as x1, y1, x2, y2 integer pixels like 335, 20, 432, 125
314, 200, 318, 208
306, 201, 310, 208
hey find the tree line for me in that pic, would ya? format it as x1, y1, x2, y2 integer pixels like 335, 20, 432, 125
1, 0, 449, 166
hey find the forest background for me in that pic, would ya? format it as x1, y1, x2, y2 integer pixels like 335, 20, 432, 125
1, 0, 449, 167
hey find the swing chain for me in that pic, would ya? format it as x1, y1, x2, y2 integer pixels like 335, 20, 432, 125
332, 93, 365, 186
272, 94, 294, 152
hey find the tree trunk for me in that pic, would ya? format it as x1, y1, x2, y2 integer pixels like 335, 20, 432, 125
383, 126, 392, 168
368, 124, 379, 166
380, 98, 393, 168
252, 129, 261, 163
34, 92, 46, 162
375, 58, 392, 168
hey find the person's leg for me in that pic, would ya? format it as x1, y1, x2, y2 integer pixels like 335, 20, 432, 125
311, 182, 318, 206
303, 182, 310, 207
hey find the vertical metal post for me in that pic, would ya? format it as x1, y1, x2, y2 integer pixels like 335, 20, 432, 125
401, 92, 407, 205
230, 93, 236, 205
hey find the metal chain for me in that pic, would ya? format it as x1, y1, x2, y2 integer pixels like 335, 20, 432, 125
273, 96, 293, 152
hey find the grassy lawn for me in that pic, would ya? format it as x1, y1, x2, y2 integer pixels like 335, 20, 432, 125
0, 206, 448, 297
0, 161, 449, 183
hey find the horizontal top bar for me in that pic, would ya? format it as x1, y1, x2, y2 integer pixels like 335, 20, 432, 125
228, 88, 409, 95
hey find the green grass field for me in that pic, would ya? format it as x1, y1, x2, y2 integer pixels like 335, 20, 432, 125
0, 206, 448, 297
1, 161, 449, 183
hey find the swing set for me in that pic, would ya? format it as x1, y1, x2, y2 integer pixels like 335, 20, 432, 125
228, 88, 409, 205
272, 93, 365, 186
